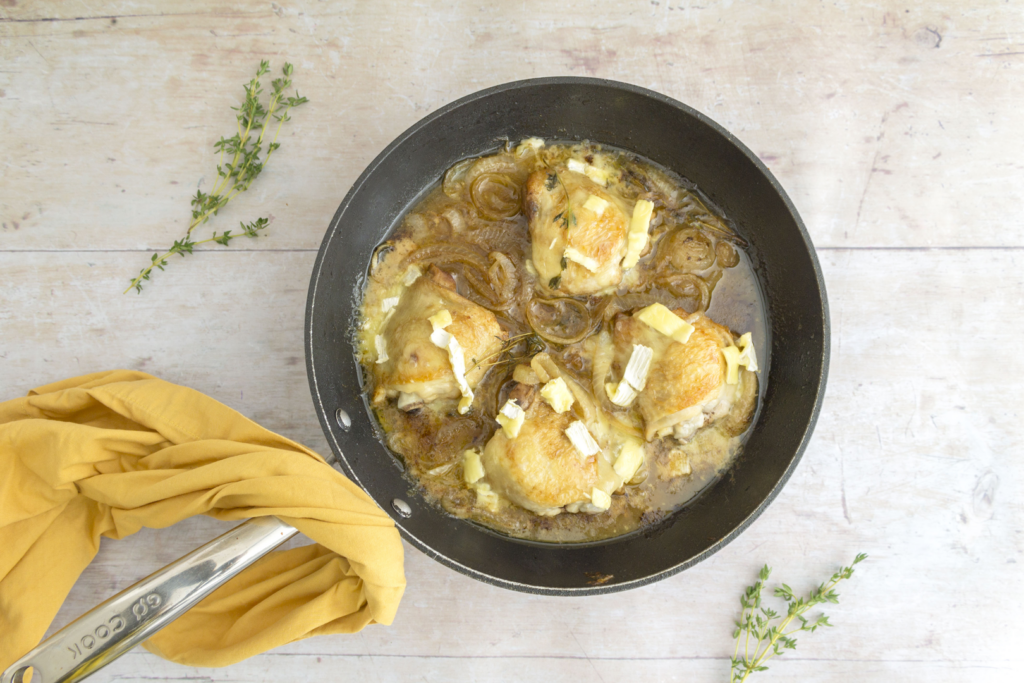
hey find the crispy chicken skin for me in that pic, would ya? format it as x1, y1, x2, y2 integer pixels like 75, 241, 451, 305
525, 168, 629, 295
613, 309, 737, 441
482, 391, 599, 516
373, 266, 506, 405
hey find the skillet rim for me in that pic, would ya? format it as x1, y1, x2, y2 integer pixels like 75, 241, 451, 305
305, 76, 829, 595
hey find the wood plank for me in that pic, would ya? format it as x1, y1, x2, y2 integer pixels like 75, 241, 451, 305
2, 247, 1018, 680
1, 1, 1022, 253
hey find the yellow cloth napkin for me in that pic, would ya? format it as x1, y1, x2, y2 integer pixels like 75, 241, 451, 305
0, 370, 405, 668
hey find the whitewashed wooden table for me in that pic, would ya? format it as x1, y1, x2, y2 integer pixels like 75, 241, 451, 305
2, 1, 1022, 680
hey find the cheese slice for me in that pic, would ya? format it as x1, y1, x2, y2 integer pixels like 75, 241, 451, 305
606, 380, 638, 407
737, 332, 759, 372
428, 308, 474, 412
622, 344, 653, 391
374, 335, 388, 364
635, 303, 694, 344
564, 246, 599, 272
540, 377, 574, 413
496, 399, 526, 438
403, 266, 421, 286
582, 194, 609, 215
590, 487, 612, 511
622, 199, 654, 269
565, 421, 600, 457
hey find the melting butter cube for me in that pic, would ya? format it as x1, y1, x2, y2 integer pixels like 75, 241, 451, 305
567, 158, 587, 174
564, 246, 599, 272
429, 309, 453, 330
565, 420, 600, 457
613, 441, 645, 481
496, 399, 526, 438
473, 482, 501, 512
582, 194, 609, 216
622, 199, 654, 269
540, 377, 575, 413
590, 487, 612, 511
463, 449, 485, 484
381, 296, 400, 313
635, 303, 694, 344
722, 345, 742, 385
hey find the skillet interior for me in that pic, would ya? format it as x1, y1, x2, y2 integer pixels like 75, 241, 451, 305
305, 77, 828, 595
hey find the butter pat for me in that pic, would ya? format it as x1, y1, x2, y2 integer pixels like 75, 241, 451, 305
582, 194, 609, 216
613, 441, 645, 481
635, 303, 694, 344
590, 487, 612, 511
381, 296, 400, 313
496, 399, 526, 438
374, 335, 388, 364
540, 377, 574, 413
463, 449, 485, 484
564, 246, 599, 272
566, 158, 587, 174
723, 332, 758, 385
566, 158, 610, 186
565, 420, 600, 457
622, 199, 654, 269
519, 137, 545, 151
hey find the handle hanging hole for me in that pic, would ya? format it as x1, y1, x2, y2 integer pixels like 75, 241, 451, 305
335, 408, 352, 431
391, 499, 412, 518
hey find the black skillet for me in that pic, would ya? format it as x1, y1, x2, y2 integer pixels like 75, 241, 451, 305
305, 77, 829, 595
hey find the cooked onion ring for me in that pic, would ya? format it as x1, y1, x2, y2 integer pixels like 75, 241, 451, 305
526, 297, 594, 345
470, 173, 521, 220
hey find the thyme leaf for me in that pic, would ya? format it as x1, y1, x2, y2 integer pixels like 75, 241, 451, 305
730, 553, 867, 682
125, 61, 308, 294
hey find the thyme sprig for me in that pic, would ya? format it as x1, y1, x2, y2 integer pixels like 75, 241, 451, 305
125, 60, 308, 294
730, 553, 867, 682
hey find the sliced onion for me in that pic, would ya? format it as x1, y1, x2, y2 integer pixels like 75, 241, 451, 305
656, 272, 710, 313
659, 227, 715, 272
487, 252, 518, 303
470, 173, 522, 220
526, 297, 594, 345
442, 158, 475, 199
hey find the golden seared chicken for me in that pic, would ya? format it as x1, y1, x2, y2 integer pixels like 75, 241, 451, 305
372, 266, 506, 408
612, 308, 739, 442
525, 168, 630, 295
482, 383, 599, 516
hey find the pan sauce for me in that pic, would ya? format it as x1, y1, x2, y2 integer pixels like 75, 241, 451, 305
356, 140, 766, 542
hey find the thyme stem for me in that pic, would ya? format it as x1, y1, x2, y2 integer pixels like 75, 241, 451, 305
125, 60, 308, 294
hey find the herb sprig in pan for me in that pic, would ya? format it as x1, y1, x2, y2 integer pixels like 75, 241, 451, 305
730, 553, 867, 682
125, 61, 308, 294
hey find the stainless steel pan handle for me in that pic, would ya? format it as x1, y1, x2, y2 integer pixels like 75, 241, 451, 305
1, 517, 298, 683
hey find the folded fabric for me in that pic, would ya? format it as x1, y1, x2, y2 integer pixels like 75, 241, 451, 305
0, 370, 405, 668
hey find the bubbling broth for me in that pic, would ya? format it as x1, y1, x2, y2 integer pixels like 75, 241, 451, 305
356, 139, 766, 542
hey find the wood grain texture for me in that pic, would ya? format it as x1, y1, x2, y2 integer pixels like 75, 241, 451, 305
1, 1, 1022, 681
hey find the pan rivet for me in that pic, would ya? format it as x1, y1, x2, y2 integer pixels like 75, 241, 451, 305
391, 499, 412, 518
335, 408, 352, 431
